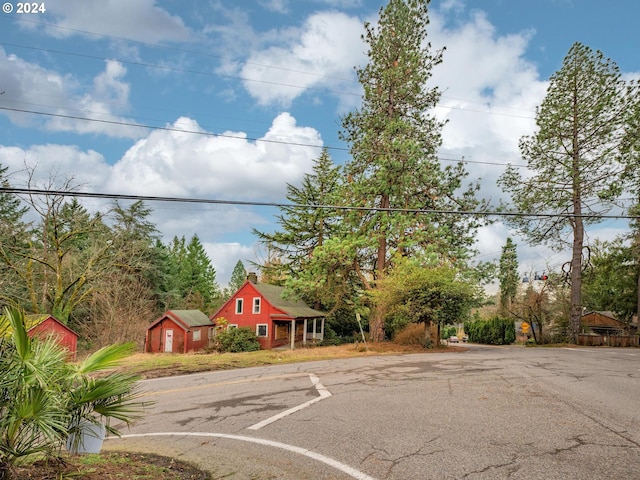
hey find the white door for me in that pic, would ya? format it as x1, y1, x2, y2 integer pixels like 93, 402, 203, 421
164, 329, 174, 352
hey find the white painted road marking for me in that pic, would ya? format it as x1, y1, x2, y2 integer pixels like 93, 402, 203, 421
248, 373, 332, 430
113, 432, 378, 480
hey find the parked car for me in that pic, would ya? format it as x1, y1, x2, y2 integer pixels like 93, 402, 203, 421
462, 335, 469, 342
449, 336, 459, 343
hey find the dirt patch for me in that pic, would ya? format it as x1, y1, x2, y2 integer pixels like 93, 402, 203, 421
13, 452, 210, 479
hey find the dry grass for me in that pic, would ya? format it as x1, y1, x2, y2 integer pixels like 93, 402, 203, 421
119, 342, 450, 379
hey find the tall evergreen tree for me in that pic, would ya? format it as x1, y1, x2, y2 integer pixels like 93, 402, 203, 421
228, 260, 247, 293
339, 0, 485, 341
499, 43, 637, 342
498, 238, 519, 315
621, 97, 640, 324
254, 147, 343, 281
166, 235, 220, 312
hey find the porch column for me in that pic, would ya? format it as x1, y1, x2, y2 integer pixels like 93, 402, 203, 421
320, 318, 325, 341
290, 319, 295, 350
312, 318, 317, 341
303, 318, 308, 345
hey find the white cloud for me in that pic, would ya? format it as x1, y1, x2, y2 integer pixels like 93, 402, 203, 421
259, 0, 289, 14
0, 49, 145, 139
241, 11, 365, 107
36, 0, 192, 43
204, 242, 258, 287
0, 144, 110, 189
106, 112, 323, 200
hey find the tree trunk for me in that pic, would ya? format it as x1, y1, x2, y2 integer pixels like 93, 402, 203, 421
569, 87, 584, 345
370, 194, 390, 343
369, 302, 386, 343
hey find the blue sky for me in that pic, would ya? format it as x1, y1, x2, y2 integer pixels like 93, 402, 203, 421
0, 0, 638, 287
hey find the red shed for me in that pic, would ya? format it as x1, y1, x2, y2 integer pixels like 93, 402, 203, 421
25, 314, 78, 361
210, 275, 326, 350
145, 310, 214, 353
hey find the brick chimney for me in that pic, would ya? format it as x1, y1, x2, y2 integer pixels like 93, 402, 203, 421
247, 272, 258, 284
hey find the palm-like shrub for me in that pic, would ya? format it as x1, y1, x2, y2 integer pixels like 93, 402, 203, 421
0, 307, 146, 478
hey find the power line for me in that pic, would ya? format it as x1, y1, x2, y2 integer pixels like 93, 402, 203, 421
2, 187, 638, 220
0, 40, 538, 122
0, 105, 529, 168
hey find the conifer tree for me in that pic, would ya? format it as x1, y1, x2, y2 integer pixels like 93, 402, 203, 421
228, 260, 247, 293
339, 0, 485, 341
498, 238, 519, 315
499, 43, 637, 342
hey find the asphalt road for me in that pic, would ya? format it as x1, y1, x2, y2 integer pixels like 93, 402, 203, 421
105, 344, 640, 479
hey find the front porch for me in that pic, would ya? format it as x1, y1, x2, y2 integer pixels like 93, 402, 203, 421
272, 316, 325, 349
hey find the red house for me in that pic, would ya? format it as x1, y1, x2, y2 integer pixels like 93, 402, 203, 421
25, 314, 78, 361
211, 274, 326, 350
145, 310, 214, 354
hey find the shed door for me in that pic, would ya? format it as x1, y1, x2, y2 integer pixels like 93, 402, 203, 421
164, 329, 174, 352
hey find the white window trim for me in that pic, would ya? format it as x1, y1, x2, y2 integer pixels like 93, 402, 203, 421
235, 298, 243, 314
192, 329, 201, 341
256, 324, 268, 337
228, 324, 238, 329
253, 297, 261, 314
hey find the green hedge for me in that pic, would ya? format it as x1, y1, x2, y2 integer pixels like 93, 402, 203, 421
464, 317, 515, 345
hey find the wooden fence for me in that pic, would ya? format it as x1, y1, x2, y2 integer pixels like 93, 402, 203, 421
577, 334, 639, 347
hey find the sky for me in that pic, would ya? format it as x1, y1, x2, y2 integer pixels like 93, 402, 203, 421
0, 0, 638, 288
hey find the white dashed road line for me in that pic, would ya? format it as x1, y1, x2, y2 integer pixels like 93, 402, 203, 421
248, 373, 332, 430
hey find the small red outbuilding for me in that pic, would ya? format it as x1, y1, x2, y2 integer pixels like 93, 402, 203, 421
25, 314, 79, 361
145, 310, 214, 353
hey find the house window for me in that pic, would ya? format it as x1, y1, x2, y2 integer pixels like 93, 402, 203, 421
192, 329, 201, 341
253, 297, 261, 314
235, 298, 243, 314
256, 324, 268, 337
228, 324, 238, 329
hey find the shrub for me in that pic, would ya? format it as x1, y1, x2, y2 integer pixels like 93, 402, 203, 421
464, 317, 515, 345
212, 327, 260, 353
394, 322, 431, 348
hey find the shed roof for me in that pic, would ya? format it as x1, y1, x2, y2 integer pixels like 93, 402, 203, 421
23, 314, 79, 336
168, 310, 212, 327
253, 283, 326, 319
147, 310, 213, 332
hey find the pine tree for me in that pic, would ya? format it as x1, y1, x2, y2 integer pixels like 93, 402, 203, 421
499, 43, 636, 342
340, 0, 485, 341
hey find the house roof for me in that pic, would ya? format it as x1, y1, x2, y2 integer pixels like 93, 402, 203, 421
582, 311, 617, 320
147, 309, 213, 331
581, 311, 628, 328
253, 283, 326, 319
